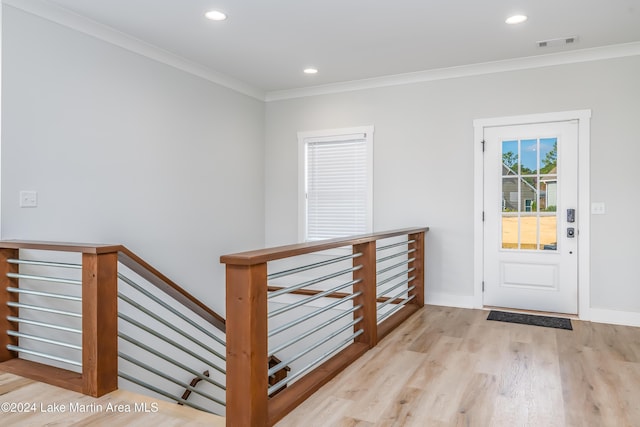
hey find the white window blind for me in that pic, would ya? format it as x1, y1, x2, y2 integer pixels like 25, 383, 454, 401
302, 129, 372, 241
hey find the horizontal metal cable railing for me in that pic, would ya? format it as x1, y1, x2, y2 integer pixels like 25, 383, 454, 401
266, 250, 364, 396
221, 226, 428, 427
0, 228, 427, 427
3, 254, 83, 371
0, 242, 228, 417
117, 266, 226, 414
375, 237, 417, 324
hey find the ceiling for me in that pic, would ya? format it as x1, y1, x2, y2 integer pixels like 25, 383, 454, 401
33, 0, 640, 94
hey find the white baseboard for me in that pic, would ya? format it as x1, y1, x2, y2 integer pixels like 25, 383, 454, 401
425, 292, 475, 309
423, 292, 640, 328
587, 308, 640, 328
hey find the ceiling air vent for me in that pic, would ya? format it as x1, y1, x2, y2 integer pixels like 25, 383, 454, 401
537, 36, 579, 48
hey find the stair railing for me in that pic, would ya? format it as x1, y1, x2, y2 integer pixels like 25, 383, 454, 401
0, 241, 227, 415
0, 243, 119, 396
221, 227, 428, 427
0, 226, 427, 426
116, 249, 226, 413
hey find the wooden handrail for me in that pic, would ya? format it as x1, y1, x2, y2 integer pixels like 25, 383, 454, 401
220, 227, 429, 265
0, 240, 123, 254
222, 227, 429, 427
0, 227, 428, 424
0, 240, 226, 332
118, 248, 226, 332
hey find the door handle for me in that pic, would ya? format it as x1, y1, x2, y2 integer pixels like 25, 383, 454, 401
567, 227, 575, 238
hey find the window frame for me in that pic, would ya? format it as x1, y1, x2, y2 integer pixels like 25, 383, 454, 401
297, 126, 374, 242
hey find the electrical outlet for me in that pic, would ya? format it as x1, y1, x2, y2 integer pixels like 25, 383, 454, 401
20, 191, 38, 208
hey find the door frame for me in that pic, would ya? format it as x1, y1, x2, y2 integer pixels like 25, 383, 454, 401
473, 110, 591, 319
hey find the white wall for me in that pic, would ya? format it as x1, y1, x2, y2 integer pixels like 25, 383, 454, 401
265, 55, 640, 314
3, 3, 640, 320
1, 6, 265, 315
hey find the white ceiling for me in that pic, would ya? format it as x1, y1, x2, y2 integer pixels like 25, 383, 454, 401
31, 0, 640, 94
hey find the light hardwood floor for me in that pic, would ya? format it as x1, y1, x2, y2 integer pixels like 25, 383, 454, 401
0, 373, 225, 426
276, 305, 640, 427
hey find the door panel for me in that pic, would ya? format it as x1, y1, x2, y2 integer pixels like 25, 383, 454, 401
501, 262, 558, 290
484, 121, 578, 314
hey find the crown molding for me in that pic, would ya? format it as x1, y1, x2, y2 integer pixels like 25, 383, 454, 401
265, 41, 640, 102
1, 0, 266, 101
4, 0, 640, 104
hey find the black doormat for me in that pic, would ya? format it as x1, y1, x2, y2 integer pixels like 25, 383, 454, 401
487, 310, 572, 330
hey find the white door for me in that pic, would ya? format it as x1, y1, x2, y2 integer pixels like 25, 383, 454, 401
483, 120, 578, 314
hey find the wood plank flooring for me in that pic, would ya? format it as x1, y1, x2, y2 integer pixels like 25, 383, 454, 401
0, 373, 225, 426
276, 305, 640, 427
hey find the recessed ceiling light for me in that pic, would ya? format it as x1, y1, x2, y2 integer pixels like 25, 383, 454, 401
505, 15, 528, 24
205, 10, 227, 21
303, 68, 318, 74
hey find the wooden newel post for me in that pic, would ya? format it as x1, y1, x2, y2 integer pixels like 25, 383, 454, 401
225, 262, 268, 427
0, 248, 19, 362
82, 251, 118, 397
353, 241, 378, 348
408, 232, 425, 308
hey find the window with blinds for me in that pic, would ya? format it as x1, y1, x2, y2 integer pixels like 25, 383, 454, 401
298, 127, 373, 241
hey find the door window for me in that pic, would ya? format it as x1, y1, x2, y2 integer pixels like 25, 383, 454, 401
501, 138, 558, 250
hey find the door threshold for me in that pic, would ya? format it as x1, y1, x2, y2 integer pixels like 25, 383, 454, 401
482, 305, 578, 320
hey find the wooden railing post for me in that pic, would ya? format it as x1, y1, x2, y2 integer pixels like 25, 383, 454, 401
0, 248, 19, 362
82, 251, 118, 397
353, 241, 378, 348
408, 231, 425, 307
221, 227, 427, 424
225, 262, 268, 427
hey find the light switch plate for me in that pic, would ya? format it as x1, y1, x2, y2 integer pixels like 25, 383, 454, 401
591, 202, 605, 215
20, 191, 38, 208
